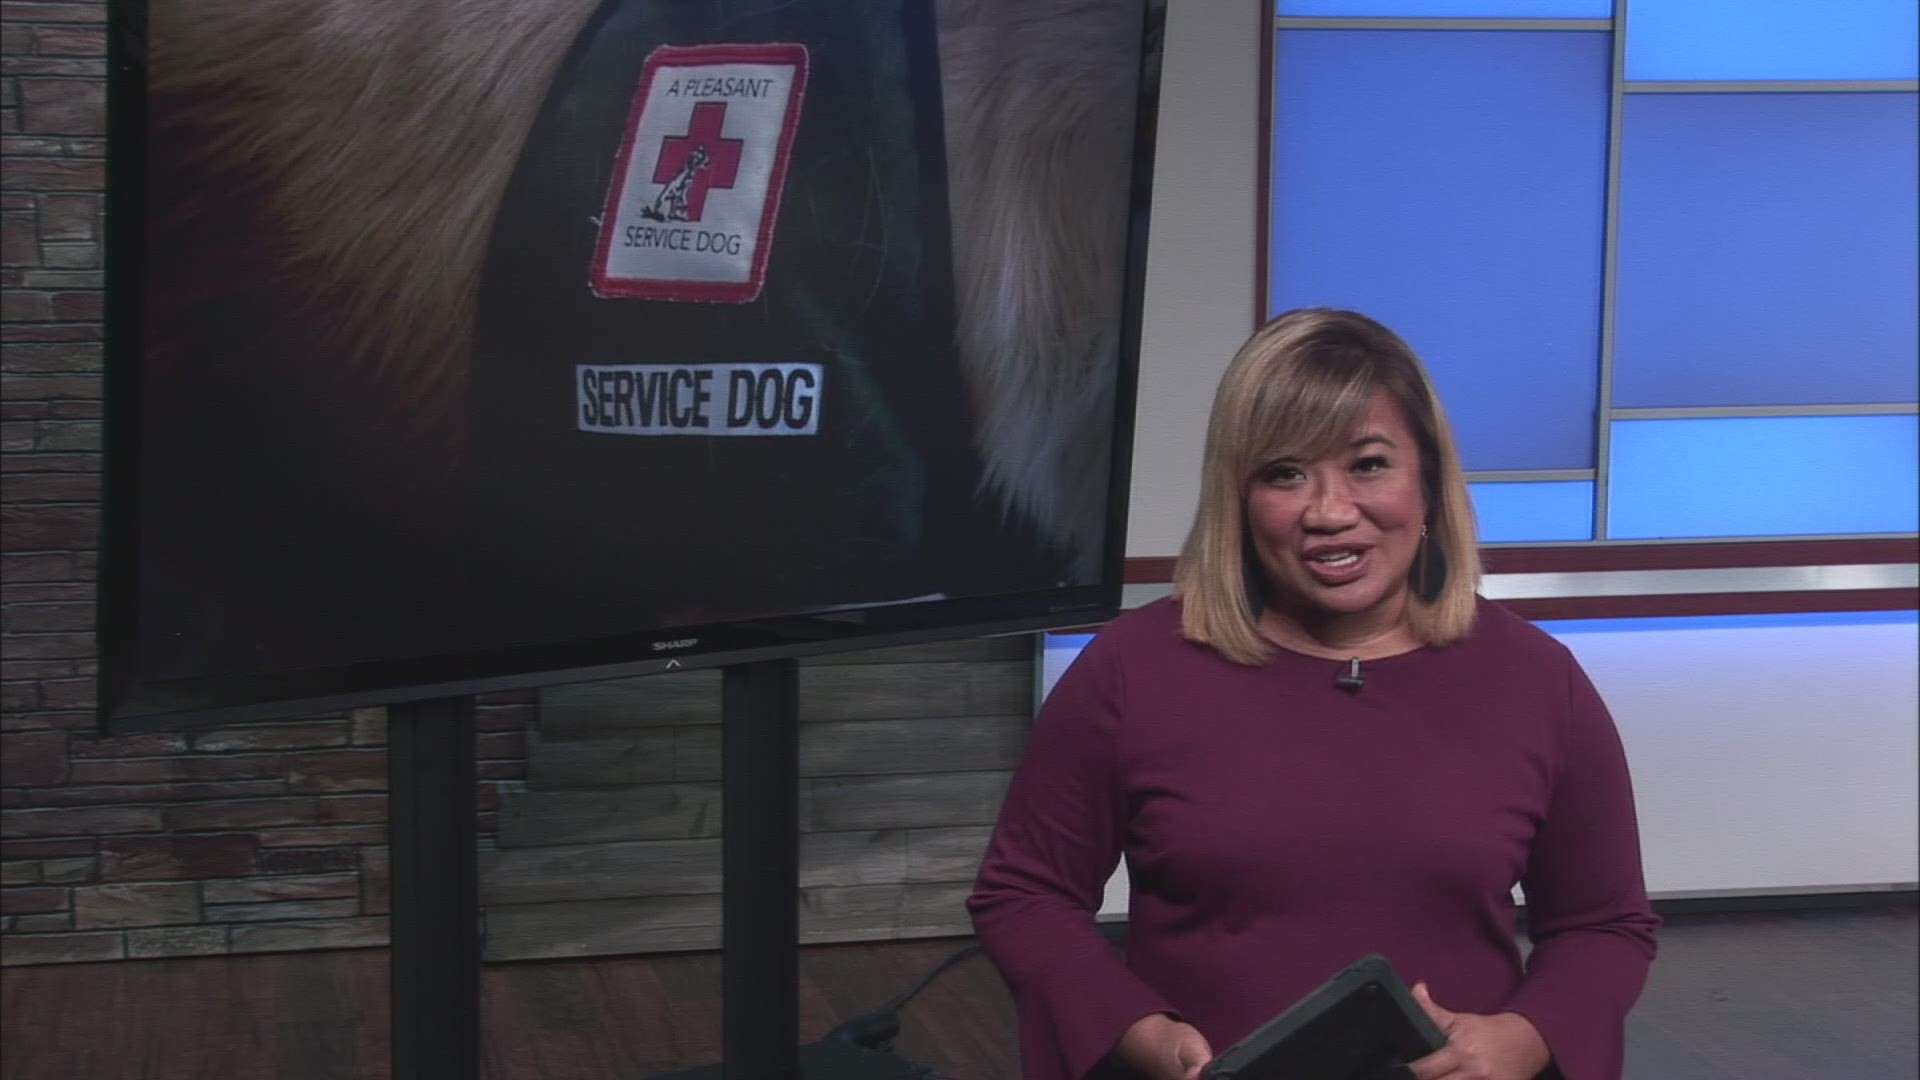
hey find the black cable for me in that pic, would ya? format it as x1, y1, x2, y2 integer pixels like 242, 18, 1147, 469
883, 942, 983, 1013
824, 942, 986, 1052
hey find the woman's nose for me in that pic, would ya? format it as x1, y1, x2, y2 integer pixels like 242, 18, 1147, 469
1303, 477, 1361, 530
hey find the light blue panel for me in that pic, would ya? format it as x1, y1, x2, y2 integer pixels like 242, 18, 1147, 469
1626, 0, 1919, 81
1269, 30, 1611, 470
1469, 480, 1593, 542
1540, 610, 1918, 635
1039, 632, 1096, 701
1607, 415, 1920, 539
1612, 93, 1920, 408
1281, 0, 1610, 16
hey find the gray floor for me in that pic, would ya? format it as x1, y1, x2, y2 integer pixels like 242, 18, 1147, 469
0, 904, 1913, 1078
1624, 907, 1918, 1080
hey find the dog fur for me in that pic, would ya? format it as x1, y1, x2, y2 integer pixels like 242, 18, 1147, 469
147, 0, 1143, 574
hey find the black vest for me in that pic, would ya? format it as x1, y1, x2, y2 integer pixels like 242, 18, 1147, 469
466, 0, 1063, 644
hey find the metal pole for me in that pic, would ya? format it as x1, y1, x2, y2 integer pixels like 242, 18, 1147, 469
388, 696, 480, 1080
721, 659, 802, 1079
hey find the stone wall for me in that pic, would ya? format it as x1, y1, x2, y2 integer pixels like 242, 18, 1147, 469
0, 697, 532, 966
0, 3, 536, 965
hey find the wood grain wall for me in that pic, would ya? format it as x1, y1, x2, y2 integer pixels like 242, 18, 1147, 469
481, 636, 1035, 960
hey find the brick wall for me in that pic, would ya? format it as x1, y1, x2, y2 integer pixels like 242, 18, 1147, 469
0, 2, 531, 967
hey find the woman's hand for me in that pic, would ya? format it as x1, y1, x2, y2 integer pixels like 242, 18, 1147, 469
1405, 982, 1552, 1080
1114, 1012, 1214, 1080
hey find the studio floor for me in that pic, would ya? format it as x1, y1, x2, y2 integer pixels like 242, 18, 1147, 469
2, 906, 1914, 1079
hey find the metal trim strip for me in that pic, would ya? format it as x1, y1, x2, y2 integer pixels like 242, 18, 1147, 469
1466, 469, 1597, 482
1612, 403, 1919, 419
1117, 563, 1918, 610
1274, 17, 1612, 31
1624, 80, 1920, 94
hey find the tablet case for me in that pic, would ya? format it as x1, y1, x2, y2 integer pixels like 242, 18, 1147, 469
1199, 954, 1448, 1080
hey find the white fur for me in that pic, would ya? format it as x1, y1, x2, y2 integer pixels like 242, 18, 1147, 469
939, 0, 1142, 577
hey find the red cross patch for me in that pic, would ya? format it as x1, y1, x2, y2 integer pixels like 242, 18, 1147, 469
592, 44, 809, 303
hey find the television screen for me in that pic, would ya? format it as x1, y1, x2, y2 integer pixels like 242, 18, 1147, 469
100, 0, 1162, 729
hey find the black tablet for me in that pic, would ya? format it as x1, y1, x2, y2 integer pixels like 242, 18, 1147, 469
1199, 954, 1447, 1080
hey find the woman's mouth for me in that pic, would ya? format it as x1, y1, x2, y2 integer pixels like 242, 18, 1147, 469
1303, 546, 1369, 585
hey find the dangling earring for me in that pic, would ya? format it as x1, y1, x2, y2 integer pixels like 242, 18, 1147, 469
1412, 524, 1447, 603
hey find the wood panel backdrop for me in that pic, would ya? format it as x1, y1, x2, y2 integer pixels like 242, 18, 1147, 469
481, 635, 1033, 960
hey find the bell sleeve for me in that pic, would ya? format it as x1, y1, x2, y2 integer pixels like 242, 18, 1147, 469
966, 632, 1181, 1080
1503, 651, 1662, 1080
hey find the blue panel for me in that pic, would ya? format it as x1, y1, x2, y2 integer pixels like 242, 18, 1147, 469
1626, 0, 1919, 81
1469, 480, 1593, 542
1281, 1, 1610, 16
1612, 93, 1920, 408
1607, 415, 1920, 539
1268, 30, 1611, 471
1039, 632, 1096, 701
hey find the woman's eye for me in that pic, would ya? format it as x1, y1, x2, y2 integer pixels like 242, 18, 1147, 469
1353, 455, 1390, 475
1260, 463, 1304, 484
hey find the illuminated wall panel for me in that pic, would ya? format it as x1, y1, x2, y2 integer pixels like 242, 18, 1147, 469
1268, 29, 1611, 471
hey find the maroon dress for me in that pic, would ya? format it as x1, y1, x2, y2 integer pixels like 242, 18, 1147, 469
967, 597, 1659, 1080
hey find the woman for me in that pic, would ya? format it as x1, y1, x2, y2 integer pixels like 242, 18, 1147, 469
967, 309, 1659, 1080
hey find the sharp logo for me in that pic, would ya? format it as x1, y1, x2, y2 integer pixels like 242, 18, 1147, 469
652, 638, 700, 652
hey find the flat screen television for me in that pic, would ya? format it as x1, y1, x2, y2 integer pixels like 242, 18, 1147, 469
99, 0, 1163, 730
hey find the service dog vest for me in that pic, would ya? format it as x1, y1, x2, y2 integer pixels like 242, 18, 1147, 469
465, 0, 1061, 642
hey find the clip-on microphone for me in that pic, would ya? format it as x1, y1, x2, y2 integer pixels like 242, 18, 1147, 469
1335, 656, 1364, 692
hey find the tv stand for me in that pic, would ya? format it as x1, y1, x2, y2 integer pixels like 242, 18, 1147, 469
386, 659, 903, 1078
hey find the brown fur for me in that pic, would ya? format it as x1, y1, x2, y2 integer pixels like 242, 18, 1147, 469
150, 0, 599, 475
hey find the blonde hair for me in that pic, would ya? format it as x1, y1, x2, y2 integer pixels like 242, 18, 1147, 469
1173, 308, 1482, 665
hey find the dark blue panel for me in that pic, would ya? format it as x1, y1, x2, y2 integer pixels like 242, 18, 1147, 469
1613, 93, 1920, 408
1470, 480, 1594, 542
1282, 0, 1610, 15
1269, 30, 1611, 471
1627, 0, 1919, 81
1607, 415, 1920, 539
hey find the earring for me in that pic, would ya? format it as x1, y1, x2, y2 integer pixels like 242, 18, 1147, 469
1412, 524, 1447, 602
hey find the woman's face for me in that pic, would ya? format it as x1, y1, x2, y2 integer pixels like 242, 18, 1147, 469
1244, 390, 1429, 628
